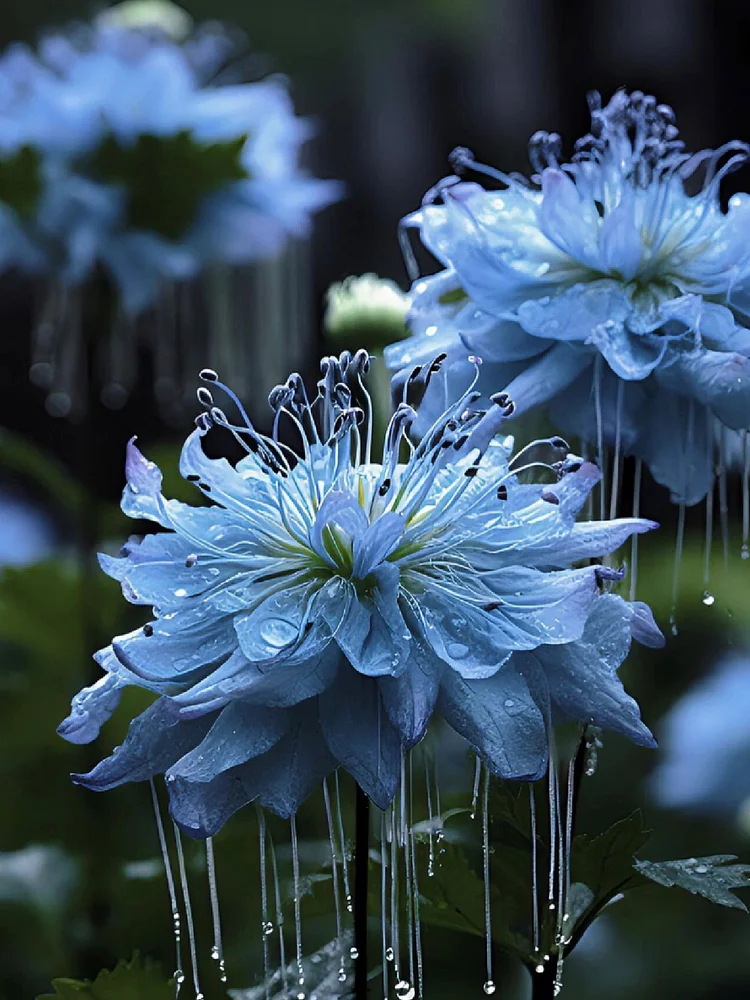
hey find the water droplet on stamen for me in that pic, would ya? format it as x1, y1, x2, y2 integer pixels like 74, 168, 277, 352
385, 947, 395, 962
350, 946, 359, 960
262, 920, 274, 935
483, 981, 496, 995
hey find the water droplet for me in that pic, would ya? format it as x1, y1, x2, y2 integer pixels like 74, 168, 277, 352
260, 617, 298, 648
535, 964, 545, 974
385, 947, 394, 962
742, 544, 749, 560
350, 947, 359, 960
208, 566, 220, 577
695, 864, 709, 874
425, 325, 438, 337
210, 945, 219, 960
669, 613, 679, 637
175, 969, 185, 984
702, 591, 715, 606
395, 980, 415, 1000
262, 920, 274, 935
447, 642, 470, 659
483, 981, 496, 995
174, 588, 188, 598
345, 893, 353, 913
338, 969, 347, 983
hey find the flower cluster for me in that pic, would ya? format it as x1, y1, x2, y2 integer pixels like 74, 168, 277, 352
386, 90, 750, 505
59, 350, 662, 837
0, 16, 339, 312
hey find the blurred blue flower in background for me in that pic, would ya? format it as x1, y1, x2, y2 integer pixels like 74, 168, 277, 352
651, 653, 750, 816
0, 14, 340, 313
59, 350, 662, 837
387, 90, 750, 505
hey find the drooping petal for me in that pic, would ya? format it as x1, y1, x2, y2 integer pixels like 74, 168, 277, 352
378, 636, 442, 748
535, 594, 656, 747
73, 698, 216, 791
166, 701, 290, 782
438, 663, 548, 779
57, 667, 125, 744
319, 666, 401, 809
656, 347, 750, 430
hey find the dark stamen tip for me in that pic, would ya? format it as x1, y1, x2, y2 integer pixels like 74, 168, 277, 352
496, 485, 508, 500
482, 600, 503, 612
541, 491, 560, 505
199, 368, 219, 382
185, 554, 198, 568
143, 623, 154, 637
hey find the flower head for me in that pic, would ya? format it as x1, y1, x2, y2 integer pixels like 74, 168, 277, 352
0, 18, 341, 311
60, 350, 662, 836
386, 90, 750, 504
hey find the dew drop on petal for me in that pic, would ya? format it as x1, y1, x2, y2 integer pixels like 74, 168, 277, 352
695, 864, 709, 874
260, 617, 298, 648
447, 642, 470, 659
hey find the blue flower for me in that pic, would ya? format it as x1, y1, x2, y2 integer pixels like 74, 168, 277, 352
0, 20, 341, 311
59, 351, 662, 836
386, 90, 750, 505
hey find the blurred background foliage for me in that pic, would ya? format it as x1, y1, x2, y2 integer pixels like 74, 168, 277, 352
1, 1, 750, 998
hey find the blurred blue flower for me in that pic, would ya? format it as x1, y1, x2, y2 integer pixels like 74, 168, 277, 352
0, 19, 340, 311
60, 350, 662, 836
651, 653, 750, 815
386, 90, 750, 505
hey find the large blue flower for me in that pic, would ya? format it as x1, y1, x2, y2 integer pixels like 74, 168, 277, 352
59, 351, 662, 837
386, 90, 750, 505
0, 20, 340, 311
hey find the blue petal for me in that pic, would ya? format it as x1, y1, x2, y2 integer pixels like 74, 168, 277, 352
233, 581, 316, 662
335, 595, 410, 677
639, 387, 713, 505
500, 343, 592, 418
73, 698, 216, 791
171, 646, 340, 715
656, 346, 750, 430
309, 490, 369, 566
166, 701, 290, 782
378, 636, 441, 747
258, 710, 338, 818
112, 614, 237, 687
57, 667, 125, 744
319, 666, 401, 809
438, 663, 548, 779
351, 512, 404, 579
516, 280, 631, 345
535, 593, 655, 747
629, 602, 665, 648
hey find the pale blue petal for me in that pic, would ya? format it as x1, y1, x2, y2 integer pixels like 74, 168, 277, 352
500, 343, 592, 418
535, 594, 655, 747
656, 347, 750, 430
319, 667, 401, 809
378, 636, 441, 747
352, 512, 404, 580
73, 698, 215, 791
166, 701, 289, 782
438, 664, 548, 779
57, 669, 125, 744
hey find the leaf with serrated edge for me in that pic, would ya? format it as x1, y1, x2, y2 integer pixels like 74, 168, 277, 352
634, 856, 750, 912
37, 953, 174, 999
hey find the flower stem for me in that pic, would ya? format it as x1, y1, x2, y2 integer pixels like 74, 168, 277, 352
354, 784, 371, 1000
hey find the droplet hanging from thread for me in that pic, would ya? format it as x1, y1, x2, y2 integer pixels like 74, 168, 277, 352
290, 815, 306, 1000
149, 780, 184, 993
206, 837, 227, 983
257, 807, 272, 999
481, 766, 494, 998
173, 822, 203, 1000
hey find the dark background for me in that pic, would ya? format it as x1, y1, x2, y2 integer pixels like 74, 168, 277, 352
1, 2, 749, 998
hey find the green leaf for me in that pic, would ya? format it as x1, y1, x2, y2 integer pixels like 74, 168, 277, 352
37, 953, 174, 999
0, 145, 42, 218
571, 810, 652, 908
634, 856, 750, 912
90, 130, 249, 241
